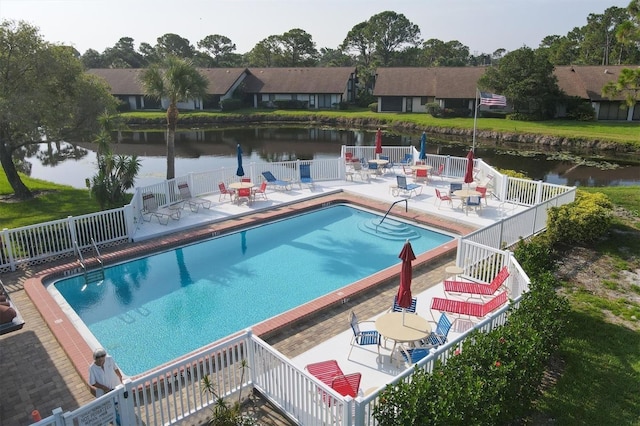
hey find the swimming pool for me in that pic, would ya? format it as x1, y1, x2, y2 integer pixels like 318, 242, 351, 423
51, 205, 454, 375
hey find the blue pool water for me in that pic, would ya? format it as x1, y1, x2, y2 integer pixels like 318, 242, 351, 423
52, 205, 453, 375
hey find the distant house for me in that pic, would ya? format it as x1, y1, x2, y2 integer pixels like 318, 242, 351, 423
242, 67, 357, 109
373, 67, 486, 114
89, 67, 357, 111
554, 65, 640, 121
88, 68, 249, 111
373, 65, 640, 121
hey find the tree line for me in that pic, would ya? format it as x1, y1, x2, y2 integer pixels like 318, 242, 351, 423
81, 6, 640, 71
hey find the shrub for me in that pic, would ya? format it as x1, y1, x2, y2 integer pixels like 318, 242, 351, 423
357, 93, 376, 108
507, 112, 545, 121
425, 102, 442, 116
546, 190, 613, 247
368, 102, 378, 112
514, 236, 556, 277
272, 99, 308, 110
220, 98, 243, 111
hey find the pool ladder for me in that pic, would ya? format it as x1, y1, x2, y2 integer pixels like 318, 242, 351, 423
376, 198, 408, 233
74, 239, 104, 285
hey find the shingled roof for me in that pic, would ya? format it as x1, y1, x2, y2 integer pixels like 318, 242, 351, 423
554, 65, 638, 101
88, 68, 248, 96
373, 67, 486, 98
243, 67, 356, 94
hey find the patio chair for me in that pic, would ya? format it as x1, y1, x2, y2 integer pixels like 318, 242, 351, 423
431, 164, 445, 180
348, 311, 380, 359
351, 162, 371, 181
399, 153, 413, 166
431, 291, 508, 320
176, 182, 211, 212
345, 152, 354, 165
401, 165, 414, 177
299, 164, 314, 188
444, 266, 509, 298
475, 186, 488, 205
449, 182, 462, 197
262, 171, 291, 190
218, 182, 236, 201
464, 196, 482, 214
241, 177, 251, 183
434, 188, 452, 209
305, 359, 344, 387
390, 295, 417, 313
0, 279, 24, 336
380, 155, 395, 173
400, 347, 430, 365
414, 168, 428, 183
252, 181, 268, 200
331, 373, 362, 398
419, 312, 452, 349
394, 175, 422, 198
141, 192, 181, 225
236, 187, 253, 205
367, 161, 381, 176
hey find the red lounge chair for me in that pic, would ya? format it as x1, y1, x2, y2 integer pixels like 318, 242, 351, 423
444, 266, 509, 297
331, 373, 361, 398
431, 291, 508, 319
305, 360, 343, 387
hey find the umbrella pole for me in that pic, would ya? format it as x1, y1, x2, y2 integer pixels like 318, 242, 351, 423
402, 308, 406, 325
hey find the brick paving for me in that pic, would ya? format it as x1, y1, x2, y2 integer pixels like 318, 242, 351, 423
0, 192, 468, 426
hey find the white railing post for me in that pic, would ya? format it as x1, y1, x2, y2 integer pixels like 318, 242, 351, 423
123, 204, 136, 241
535, 180, 543, 204
500, 176, 509, 202
67, 216, 78, 248
444, 155, 451, 178
246, 329, 256, 385
118, 381, 135, 426
52, 407, 64, 426
2, 228, 16, 271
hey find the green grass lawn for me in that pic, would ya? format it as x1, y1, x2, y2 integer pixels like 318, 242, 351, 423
121, 109, 640, 148
0, 171, 101, 229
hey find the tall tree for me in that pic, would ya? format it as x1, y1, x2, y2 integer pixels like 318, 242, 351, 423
0, 20, 117, 199
155, 33, 195, 60
479, 46, 562, 118
197, 34, 236, 67
140, 56, 208, 180
279, 28, 318, 66
248, 35, 283, 67
367, 11, 421, 66
103, 37, 146, 68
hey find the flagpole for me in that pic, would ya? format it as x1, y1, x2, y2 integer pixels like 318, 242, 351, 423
472, 88, 479, 153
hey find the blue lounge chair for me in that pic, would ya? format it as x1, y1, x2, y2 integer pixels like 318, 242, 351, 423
262, 171, 291, 190
299, 164, 314, 188
380, 155, 395, 174
394, 175, 422, 198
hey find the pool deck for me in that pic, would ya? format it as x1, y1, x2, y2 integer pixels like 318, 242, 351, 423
0, 172, 525, 425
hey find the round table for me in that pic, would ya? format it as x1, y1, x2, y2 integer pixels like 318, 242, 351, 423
228, 182, 254, 190
410, 164, 432, 171
453, 189, 480, 198
368, 159, 388, 166
445, 265, 464, 281
375, 312, 431, 364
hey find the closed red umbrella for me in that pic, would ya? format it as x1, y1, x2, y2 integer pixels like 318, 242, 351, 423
464, 149, 474, 186
375, 128, 383, 159
397, 240, 416, 324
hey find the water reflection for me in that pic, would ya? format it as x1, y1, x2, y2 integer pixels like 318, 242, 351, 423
24, 126, 640, 188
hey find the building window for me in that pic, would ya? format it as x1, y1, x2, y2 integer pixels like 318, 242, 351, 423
420, 97, 427, 105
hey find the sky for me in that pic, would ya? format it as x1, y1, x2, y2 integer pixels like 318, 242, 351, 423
0, 0, 631, 56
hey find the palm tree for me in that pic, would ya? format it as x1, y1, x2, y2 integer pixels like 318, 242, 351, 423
140, 56, 208, 179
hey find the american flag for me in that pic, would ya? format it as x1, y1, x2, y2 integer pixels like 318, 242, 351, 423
479, 92, 507, 106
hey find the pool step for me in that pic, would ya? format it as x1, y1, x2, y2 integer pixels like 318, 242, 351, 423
358, 218, 420, 241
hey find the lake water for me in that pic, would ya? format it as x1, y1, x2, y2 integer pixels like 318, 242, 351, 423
25, 126, 640, 188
